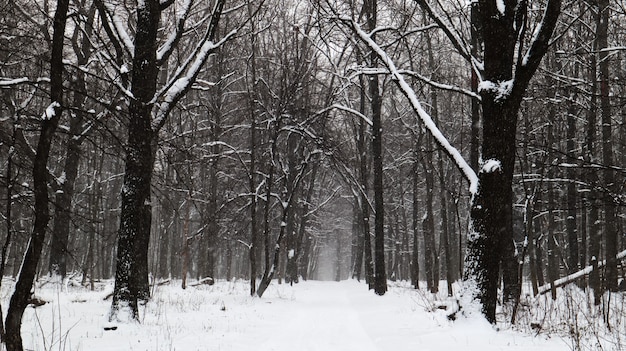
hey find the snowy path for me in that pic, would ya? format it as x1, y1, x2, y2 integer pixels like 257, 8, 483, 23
257, 282, 377, 351
16, 279, 571, 351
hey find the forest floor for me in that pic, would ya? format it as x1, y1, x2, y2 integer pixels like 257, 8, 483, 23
2, 277, 609, 351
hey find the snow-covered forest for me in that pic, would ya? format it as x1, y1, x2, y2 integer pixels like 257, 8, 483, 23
0, 0, 625, 349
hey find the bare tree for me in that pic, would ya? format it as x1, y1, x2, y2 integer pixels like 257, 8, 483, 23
4, 0, 70, 348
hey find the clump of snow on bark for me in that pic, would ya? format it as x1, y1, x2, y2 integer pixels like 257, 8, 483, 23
478, 80, 514, 101
496, 0, 505, 15
481, 159, 502, 174
42, 101, 60, 120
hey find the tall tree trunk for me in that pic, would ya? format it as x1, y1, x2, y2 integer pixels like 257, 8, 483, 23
421, 133, 439, 293
357, 74, 374, 288
587, 5, 601, 303
565, 78, 579, 276
290, 162, 318, 284
109, 0, 160, 321
284, 135, 299, 284
0, 105, 18, 341
469, 1, 481, 172
438, 154, 453, 296
256, 159, 308, 297
462, 0, 560, 323
366, 0, 387, 295
547, 160, 558, 300
411, 141, 420, 289
352, 202, 364, 280
597, 0, 617, 292
48, 4, 96, 279
5, 0, 69, 348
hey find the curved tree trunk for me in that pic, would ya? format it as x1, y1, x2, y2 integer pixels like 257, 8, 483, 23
4, 0, 69, 348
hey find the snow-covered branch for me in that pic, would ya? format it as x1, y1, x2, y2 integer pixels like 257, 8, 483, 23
152, 0, 234, 132
516, 0, 561, 90
325, 104, 373, 126
156, 0, 194, 65
343, 18, 478, 194
398, 70, 481, 101
100, 1, 134, 57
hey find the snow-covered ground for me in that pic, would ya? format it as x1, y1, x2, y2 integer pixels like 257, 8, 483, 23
2, 279, 580, 350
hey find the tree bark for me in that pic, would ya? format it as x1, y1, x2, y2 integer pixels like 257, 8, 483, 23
109, 0, 160, 321
587, 5, 601, 303
366, 0, 387, 295
463, 0, 560, 323
5, 0, 69, 348
48, 3, 96, 279
411, 147, 420, 289
597, 0, 617, 292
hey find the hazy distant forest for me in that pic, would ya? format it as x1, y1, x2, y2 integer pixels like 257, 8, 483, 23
0, 0, 625, 347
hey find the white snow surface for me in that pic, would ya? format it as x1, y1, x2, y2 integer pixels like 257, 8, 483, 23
10, 279, 571, 351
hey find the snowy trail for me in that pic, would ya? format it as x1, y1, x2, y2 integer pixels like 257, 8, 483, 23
15, 279, 571, 351
257, 282, 377, 351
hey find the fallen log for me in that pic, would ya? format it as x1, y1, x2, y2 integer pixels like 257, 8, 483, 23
537, 249, 626, 295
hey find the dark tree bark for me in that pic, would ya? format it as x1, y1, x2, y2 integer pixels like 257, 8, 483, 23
109, 0, 227, 319
461, 0, 561, 323
597, 0, 617, 292
4, 0, 69, 348
422, 136, 439, 293
257, 158, 309, 297
469, 1, 481, 172
357, 74, 374, 288
411, 146, 420, 289
565, 79, 579, 277
289, 162, 318, 284
365, 0, 387, 296
352, 202, 364, 280
247, 0, 259, 296
437, 154, 453, 296
48, 3, 96, 279
284, 135, 300, 284
109, 0, 160, 321
587, 4, 601, 304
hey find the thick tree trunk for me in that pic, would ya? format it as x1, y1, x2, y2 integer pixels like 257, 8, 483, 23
5, 0, 69, 348
109, 0, 159, 321
463, 0, 559, 323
